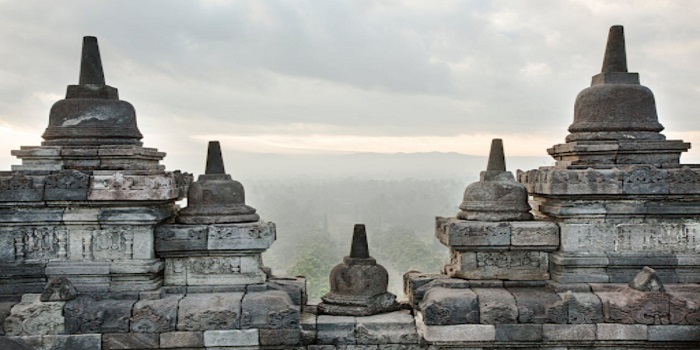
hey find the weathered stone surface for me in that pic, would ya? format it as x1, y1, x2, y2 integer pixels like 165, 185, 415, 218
629, 266, 665, 292
300, 312, 317, 345
596, 323, 647, 340
241, 290, 300, 329
3, 294, 64, 336
418, 287, 478, 325
103, 332, 158, 349
130, 294, 182, 333
164, 256, 266, 286
4, 334, 101, 350
259, 328, 302, 346
355, 311, 417, 344
560, 291, 603, 324
648, 325, 700, 341
436, 218, 510, 248
159, 331, 204, 348
203, 329, 259, 347
177, 292, 242, 331
64, 295, 136, 334
268, 276, 307, 306
472, 288, 517, 324
495, 324, 543, 341
445, 250, 549, 280
509, 287, 567, 324
510, 221, 559, 249
40, 277, 78, 302
317, 315, 355, 345
320, 225, 399, 316
177, 142, 259, 224
402, 272, 468, 308
415, 312, 495, 342
542, 324, 596, 341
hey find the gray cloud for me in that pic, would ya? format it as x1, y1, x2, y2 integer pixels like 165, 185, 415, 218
0, 0, 699, 171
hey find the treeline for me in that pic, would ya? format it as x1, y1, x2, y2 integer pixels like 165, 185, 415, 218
245, 177, 466, 299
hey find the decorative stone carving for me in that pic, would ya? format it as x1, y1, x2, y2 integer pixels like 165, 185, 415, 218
418, 287, 479, 325
64, 295, 135, 334
130, 295, 181, 333
44, 170, 90, 200
319, 224, 400, 316
3, 294, 64, 336
177, 293, 243, 331
0, 172, 42, 202
457, 139, 532, 221
13, 226, 68, 262
241, 290, 300, 329
40, 277, 78, 302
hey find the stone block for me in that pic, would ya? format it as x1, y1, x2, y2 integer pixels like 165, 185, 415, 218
203, 329, 259, 347
300, 312, 317, 345
509, 287, 567, 324
495, 323, 543, 341
447, 250, 549, 280
130, 294, 182, 333
5, 335, 101, 350
43, 170, 90, 201
436, 218, 510, 248
377, 345, 423, 350
177, 292, 243, 331
159, 331, 204, 348
165, 256, 265, 286
415, 312, 495, 342
241, 290, 300, 329
154, 225, 208, 256
596, 323, 647, 340
562, 292, 603, 324
510, 221, 559, 249
207, 222, 276, 251
648, 325, 700, 341
103, 332, 159, 349
317, 315, 356, 345
355, 310, 417, 344
472, 288, 517, 324
622, 165, 669, 194
268, 276, 308, 306
64, 295, 136, 334
542, 324, 595, 341
259, 328, 301, 346
418, 287, 479, 325
3, 294, 64, 336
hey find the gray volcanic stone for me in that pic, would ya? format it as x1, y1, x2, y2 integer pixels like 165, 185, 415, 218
355, 310, 418, 344
418, 287, 479, 325
159, 331, 204, 348
508, 287, 567, 324
3, 294, 64, 336
457, 139, 532, 221
102, 332, 158, 350
64, 295, 136, 334
320, 225, 399, 316
629, 266, 665, 292
177, 292, 243, 331
495, 324, 543, 341
40, 277, 78, 302
317, 315, 356, 345
472, 288, 517, 324
42, 37, 142, 147
177, 141, 259, 224
241, 290, 300, 329
130, 294, 182, 333
267, 276, 308, 306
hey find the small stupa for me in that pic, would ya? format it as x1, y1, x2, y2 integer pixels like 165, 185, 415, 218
319, 224, 399, 316
458, 139, 532, 221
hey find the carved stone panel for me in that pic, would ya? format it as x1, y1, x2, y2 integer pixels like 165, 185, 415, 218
177, 292, 243, 331
207, 222, 276, 252
622, 165, 669, 195
44, 170, 89, 201
12, 226, 68, 263
447, 250, 549, 280
85, 226, 134, 261
89, 172, 180, 201
3, 294, 65, 336
436, 218, 510, 249
0, 172, 43, 202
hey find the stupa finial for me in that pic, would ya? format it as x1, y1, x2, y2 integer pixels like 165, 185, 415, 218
350, 224, 370, 259
79, 36, 106, 85
486, 139, 506, 172
205, 141, 226, 175
601, 25, 627, 73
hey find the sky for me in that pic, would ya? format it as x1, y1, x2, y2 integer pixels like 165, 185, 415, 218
0, 0, 699, 175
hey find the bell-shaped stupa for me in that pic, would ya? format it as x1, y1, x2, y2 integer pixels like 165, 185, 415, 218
319, 224, 399, 316
549, 25, 689, 167
177, 141, 259, 224
458, 139, 532, 221
42, 36, 143, 146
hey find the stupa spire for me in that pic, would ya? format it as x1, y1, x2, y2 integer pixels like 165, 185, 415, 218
79, 36, 106, 85
349, 224, 370, 259
486, 139, 506, 172
205, 141, 226, 175
601, 25, 627, 73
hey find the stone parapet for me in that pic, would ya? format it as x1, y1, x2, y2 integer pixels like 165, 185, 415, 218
519, 164, 700, 197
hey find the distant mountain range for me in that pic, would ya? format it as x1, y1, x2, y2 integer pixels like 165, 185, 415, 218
221, 151, 555, 181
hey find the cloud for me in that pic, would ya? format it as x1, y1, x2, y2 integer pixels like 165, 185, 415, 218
0, 0, 699, 171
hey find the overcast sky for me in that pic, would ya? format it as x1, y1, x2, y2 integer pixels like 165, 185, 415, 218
0, 0, 699, 173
